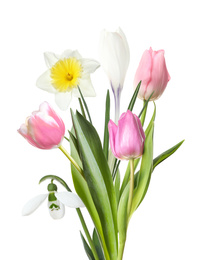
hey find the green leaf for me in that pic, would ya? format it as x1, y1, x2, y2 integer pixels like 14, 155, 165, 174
119, 158, 140, 200
78, 86, 92, 124
80, 232, 95, 260
71, 110, 118, 260
103, 90, 110, 160
69, 131, 109, 260
93, 229, 105, 260
127, 81, 141, 111
129, 104, 155, 218
114, 168, 120, 207
39, 175, 71, 192
153, 140, 184, 169
117, 183, 129, 247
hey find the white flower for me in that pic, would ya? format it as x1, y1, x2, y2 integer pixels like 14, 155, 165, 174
99, 28, 130, 122
99, 27, 130, 92
22, 190, 84, 220
36, 50, 100, 110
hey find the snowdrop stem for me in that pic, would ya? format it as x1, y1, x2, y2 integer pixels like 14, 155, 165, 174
59, 145, 84, 177
127, 159, 134, 217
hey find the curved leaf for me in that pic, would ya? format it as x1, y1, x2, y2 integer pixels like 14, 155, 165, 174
71, 110, 118, 260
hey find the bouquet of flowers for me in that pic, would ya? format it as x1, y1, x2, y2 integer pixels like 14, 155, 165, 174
18, 28, 184, 260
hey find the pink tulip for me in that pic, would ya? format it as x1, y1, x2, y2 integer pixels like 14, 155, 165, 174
108, 110, 145, 160
18, 102, 65, 149
134, 47, 170, 101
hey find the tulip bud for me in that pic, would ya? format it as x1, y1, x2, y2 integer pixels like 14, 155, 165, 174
18, 102, 65, 149
99, 28, 130, 122
134, 47, 170, 101
108, 110, 145, 160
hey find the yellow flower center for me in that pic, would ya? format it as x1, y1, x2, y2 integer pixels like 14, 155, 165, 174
50, 58, 82, 92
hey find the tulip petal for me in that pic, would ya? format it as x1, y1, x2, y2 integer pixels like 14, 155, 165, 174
55, 191, 85, 208
54, 92, 72, 110
36, 70, 56, 93
44, 52, 60, 68
108, 120, 118, 158
22, 194, 48, 216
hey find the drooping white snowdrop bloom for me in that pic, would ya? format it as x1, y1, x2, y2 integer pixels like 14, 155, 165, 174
22, 183, 84, 219
36, 50, 100, 110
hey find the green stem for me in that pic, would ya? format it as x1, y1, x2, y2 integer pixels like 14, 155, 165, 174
76, 208, 100, 260
140, 100, 148, 127
59, 145, 84, 177
117, 240, 126, 260
127, 159, 134, 217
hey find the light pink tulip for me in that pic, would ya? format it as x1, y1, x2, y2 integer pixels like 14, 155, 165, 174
18, 102, 65, 149
134, 47, 170, 101
108, 110, 145, 160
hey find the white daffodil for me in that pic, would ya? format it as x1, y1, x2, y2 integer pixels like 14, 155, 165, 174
22, 183, 84, 219
36, 50, 100, 110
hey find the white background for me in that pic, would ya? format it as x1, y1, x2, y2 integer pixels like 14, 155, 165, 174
1, 0, 198, 259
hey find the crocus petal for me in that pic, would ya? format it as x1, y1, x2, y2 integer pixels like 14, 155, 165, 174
36, 70, 56, 93
22, 194, 48, 216
44, 52, 60, 68
55, 192, 85, 208
80, 59, 100, 75
54, 92, 72, 110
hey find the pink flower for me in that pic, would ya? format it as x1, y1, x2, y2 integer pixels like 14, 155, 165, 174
108, 110, 145, 160
18, 102, 65, 149
134, 47, 170, 101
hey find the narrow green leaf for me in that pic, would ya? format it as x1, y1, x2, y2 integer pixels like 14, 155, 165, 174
127, 81, 141, 111
153, 140, 185, 169
129, 104, 156, 218
39, 175, 71, 192
78, 97, 87, 118
114, 168, 120, 207
117, 183, 129, 259
119, 158, 140, 200
71, 110, 118, 260
103, 90, 110, 160
138, 91, 154, 118
93, 229, 105, 260
80, 232, 95, 260
78, 86, 92, 124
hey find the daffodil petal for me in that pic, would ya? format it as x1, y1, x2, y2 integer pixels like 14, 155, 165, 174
54, 92, 72, 110
61, 50, 82, 60
55, 192, 85, 208
72, 77, 96, 98
36, 70, 56, 93
22, 194, 48, 216
80, 59, 100, 74
44, 52, 60, 68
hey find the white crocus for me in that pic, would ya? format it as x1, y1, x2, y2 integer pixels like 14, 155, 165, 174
99, 28, 130, 122
36, 50, 100, 110
22, 190, 84, 220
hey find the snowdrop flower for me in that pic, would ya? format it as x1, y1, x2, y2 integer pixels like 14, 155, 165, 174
36, 50, 100, 110
22, 183, 84, 219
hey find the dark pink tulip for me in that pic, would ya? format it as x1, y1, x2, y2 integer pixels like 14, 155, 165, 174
108, 110, 145, 160
134, 47, 170, 101
18, 102, 65, 149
